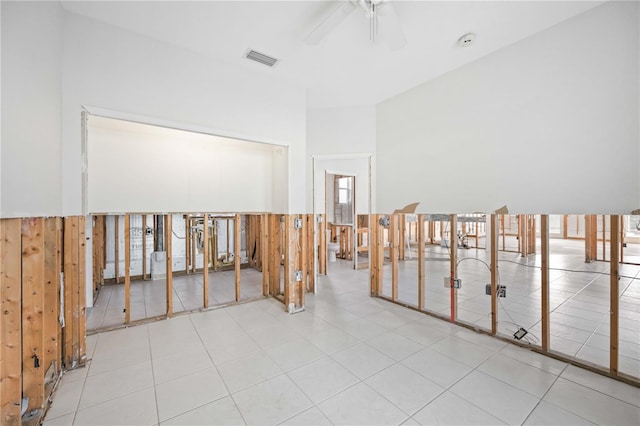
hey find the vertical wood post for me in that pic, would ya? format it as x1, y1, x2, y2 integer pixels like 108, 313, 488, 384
165, 215, 173, 318
261, 214, 270, 296
114, 215, 120, 284
301, 215, 308, 299
399, 214, 406, 260
78, 217, 86, 363
269, 215, 281, 296
142, 215, 147, 280
449, 215, 458, 322
185, 216, 190, 275
235, 214, 241, 302
22, 218, 45, 412
370, 214, 379, 296
203, 214, 209, 308
490, 214, 498, 335
283, 216, 292, 305
417, 214, 425, 310
307, 215, 315, 293
63, 216, 86, 370
124, 215, 131, 325
191, 217, 197, 274
319, 214, 327, 275
541, 214, 550, 350
43, 218, 62, 375
390, 214, 399, 300
610, 215, 620, 375
1, 219, 23, 425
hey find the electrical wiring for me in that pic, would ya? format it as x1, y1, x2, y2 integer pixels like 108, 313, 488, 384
499, 258, 639, 281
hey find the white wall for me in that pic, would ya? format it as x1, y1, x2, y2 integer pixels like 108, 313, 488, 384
1, 1, 62, 217
307, 106, 376, 215
87, 116, 285, 214
62, 11, 306, 216
377, 1, 639, 214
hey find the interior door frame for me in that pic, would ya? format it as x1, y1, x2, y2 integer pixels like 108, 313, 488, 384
312, 154, 374, 288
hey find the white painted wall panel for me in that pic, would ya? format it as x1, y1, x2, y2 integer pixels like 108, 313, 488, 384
87, 117, 281, 214
307, 106, 376, 215
63, 11, 305, 216
376, 1, 639, 214
1, 1, 62, 217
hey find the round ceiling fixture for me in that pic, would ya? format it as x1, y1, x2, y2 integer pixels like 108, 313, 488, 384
457, 33, 476, 47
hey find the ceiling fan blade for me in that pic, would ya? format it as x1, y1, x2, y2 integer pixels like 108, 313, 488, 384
305, 1, 356, 45
380, 3, 407, 51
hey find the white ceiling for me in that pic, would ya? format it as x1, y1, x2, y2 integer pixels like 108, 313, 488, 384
61, 0, 605, 108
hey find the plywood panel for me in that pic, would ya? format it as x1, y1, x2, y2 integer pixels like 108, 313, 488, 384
1, 219, 23, 425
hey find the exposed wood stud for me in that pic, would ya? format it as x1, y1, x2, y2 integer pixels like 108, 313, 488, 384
235, 214, 241, 302
307, 215, 315, 293
124, 215, 131, 325
390, 214, 399, 300
78, 216, 87, 365
165, 215, 173, 317
203, 214, 209, 308
319, 214, 327, 275
1, 218, 23, 425
283, 215, 292, 306
610, 215, 620, 375
399, 214, 406, 260
43, 218, 61, 375
142, 215, 147, 280
114, 215, 120, 284
300, 215, 308, 307
191, 217, 197, 274
261, 214, 270, 296
418, 214, 425, 310
490, 214, 498, 335
185, 215, 190, 275
22, 217, 45, 412
449, 214, 458, 322
369, 214, 378, 296
541, 215, 550, 350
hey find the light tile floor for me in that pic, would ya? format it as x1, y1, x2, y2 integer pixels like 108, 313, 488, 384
382, 238, 640, 378
46, 261, 639, 425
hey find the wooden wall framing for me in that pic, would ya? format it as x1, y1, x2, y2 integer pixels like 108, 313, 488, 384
1, 217, 83, 425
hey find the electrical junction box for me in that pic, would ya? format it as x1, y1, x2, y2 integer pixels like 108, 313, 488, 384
294, 218, 303, 229
379, 216, 390, 227
485, 284, 507, 297
294, 270, 303, 282
443, 277, 462, 288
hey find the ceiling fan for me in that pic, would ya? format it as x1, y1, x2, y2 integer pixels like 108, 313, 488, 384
305, 0, 407, 50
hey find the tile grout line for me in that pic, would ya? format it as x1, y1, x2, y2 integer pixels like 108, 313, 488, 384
187, 312, 250, 426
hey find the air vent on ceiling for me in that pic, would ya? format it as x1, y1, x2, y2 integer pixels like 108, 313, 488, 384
245, 49, 279, 67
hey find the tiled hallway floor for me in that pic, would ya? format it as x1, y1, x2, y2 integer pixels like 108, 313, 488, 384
46, 262, 639, 425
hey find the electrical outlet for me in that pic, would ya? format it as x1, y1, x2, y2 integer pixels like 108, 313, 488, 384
485, 284, 507, 297
513, 327, 528, 340
294, 270, 303, 282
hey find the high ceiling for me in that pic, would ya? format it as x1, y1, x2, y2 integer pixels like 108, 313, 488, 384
61, 1, 605, 108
